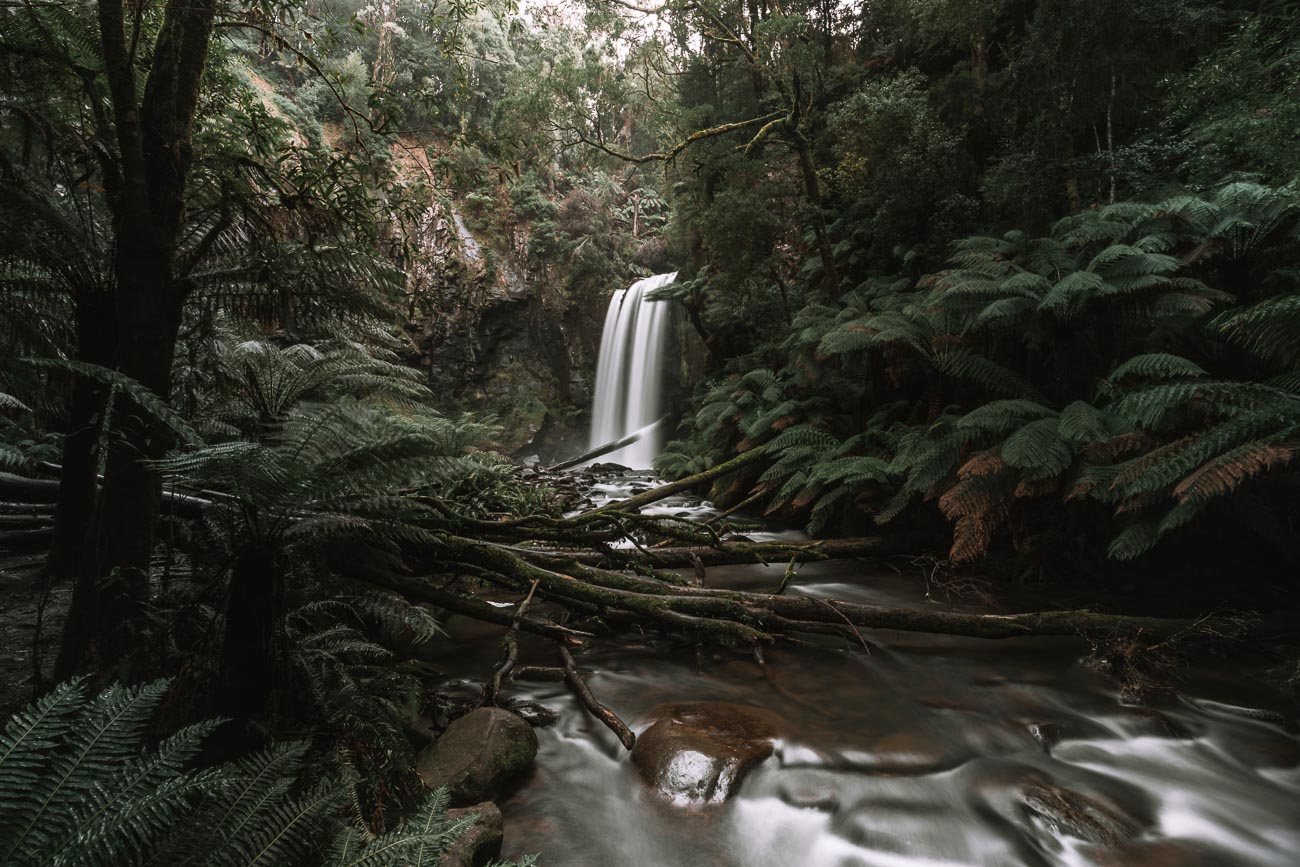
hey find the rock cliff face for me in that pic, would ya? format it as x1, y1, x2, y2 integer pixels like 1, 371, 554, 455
392, 169, 598, 458
391, 138, 701, 462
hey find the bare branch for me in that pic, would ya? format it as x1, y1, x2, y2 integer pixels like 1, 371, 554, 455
600, 0, 668, 14
571, 111, 783, 165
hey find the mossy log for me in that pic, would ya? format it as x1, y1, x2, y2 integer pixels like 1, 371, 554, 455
529, 536, 910, 568
403, 533, 1216, 646
584, 447, 768, 515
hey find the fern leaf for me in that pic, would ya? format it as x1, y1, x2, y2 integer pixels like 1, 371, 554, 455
1108, 353, 1208, 383
1000, 418, 1074, 480
1173, 442, 1299, 504
1108, 516, 1163, 560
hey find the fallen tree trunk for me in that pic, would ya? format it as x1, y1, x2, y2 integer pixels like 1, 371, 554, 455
532, 536, 909, 568
358, 571, 594, 643
584, 447, 767, 516
0, 472, 214, 519
547, 420, 667, 472
0, 528, 54, 551
411, 533, 1216, 645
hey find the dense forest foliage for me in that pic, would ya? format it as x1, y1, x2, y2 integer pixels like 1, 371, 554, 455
1, 0, 1298, 862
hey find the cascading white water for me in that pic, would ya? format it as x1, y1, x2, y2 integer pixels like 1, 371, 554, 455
588, 272, 677, 469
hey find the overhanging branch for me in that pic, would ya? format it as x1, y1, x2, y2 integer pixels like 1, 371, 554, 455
572, 111, 784, 165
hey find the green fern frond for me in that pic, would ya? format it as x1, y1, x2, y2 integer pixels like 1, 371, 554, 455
934, 351, 1043, 400
1057, 401, 1127, 444
1038, 270, 1106, 317
1108, 353, 1209, 383
1108, 516, 1162, 560
22, 358, 200, 445
956, 400, 1057, 437
1215, 295, 1300, 368
1000, 418, 1074, 480
766, 424, 838, 451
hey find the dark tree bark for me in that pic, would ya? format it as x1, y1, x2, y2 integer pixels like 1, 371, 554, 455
45, 291, 117, 583
56, 0, 219, 677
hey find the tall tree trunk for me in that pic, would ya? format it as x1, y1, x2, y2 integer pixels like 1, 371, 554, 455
56, 255, 182, 679
1063, 135, 1082, 215
45, 292, 118, 583
971, 29, 988, 91
56, 0, 217, 678
792, 133, 839, 294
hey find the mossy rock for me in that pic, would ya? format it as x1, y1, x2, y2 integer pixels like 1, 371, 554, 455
439, 802, 504, 867
416, 707, 538, 806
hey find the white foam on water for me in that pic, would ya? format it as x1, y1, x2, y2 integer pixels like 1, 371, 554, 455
1053, 734, 1300, 864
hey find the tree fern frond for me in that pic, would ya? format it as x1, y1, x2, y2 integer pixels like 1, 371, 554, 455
766, 424, 838, 451
22, 359, 200, 445
1108, 516, 1163, 560
1173, 441, 1299, 505
1108, 353, 1208, 383
1057, 401, 1127, 444
957, 400, 1057, 437
1000, 418, 1074, 480
3, 680, 175, 861
0, 680, 85, 848
1216, 295, 1300, 368
934, 351, 1043, 400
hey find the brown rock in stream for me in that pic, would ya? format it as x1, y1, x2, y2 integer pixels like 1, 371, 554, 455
416, 707, 538, 805
1018, 781, 1148, 846
630, 702, 779, 806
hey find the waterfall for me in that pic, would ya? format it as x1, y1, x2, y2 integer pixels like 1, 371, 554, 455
588, 272, 678, 469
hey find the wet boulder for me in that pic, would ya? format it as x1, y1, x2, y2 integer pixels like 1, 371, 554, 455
416, 707, 538, 806
1018, 781, 1148, 846
439, 802, 504, 867
630, 702, 779, 806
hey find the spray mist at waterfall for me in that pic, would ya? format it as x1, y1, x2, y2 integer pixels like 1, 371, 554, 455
588, 272, 678, 469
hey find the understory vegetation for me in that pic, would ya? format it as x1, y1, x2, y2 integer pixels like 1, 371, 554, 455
1, 0, 1298, 862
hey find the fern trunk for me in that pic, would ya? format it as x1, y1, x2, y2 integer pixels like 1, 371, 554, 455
219, 542, 284, 724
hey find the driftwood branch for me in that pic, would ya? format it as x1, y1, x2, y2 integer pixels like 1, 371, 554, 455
559, 643, 636, 750
484, 579, 540, 706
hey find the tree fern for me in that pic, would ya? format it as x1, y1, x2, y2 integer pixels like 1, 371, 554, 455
0, 682, 526, 867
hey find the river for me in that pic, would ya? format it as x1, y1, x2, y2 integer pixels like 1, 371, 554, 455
431, 471, 1300, 866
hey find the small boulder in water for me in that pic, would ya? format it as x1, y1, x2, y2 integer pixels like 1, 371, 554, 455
505, 699, 559, 728
416, 707, 538, 805
1018, 781, 1147, 846
590, 461, 631, 473
630, 702, 779, 806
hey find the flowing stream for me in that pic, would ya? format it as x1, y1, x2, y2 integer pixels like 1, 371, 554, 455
588, 273, 678, 469
430, 473, 1300, 867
